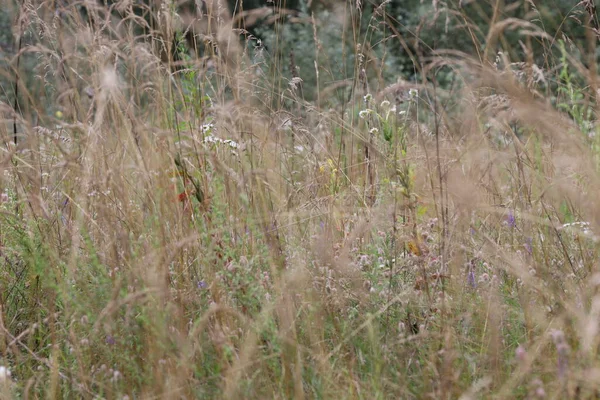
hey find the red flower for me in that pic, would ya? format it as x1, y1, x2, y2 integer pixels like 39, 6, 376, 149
178, 191, 188, 202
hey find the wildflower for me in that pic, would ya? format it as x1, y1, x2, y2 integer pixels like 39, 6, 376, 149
506, 211, 516, 228
358, 254, 370, 268
369, 127, 379, 135
359, 109, 371, 119
467, 270, 476, 288
178, 191, 188, 203
203, 135, 239, 150
529, 379, 545, 398
534, 386, 546, 398
204, 135, 219, 144
380, 100, 390, 109
106, 335, 116, 345
326, 158, 337, 172
223, 139, 239, 149
478, 272, 490, 284
111, 370, 122, 382
363, 93, 373, 103
197, 280, 207, 289
201, 123, 214, 134
409, 88, 418, 98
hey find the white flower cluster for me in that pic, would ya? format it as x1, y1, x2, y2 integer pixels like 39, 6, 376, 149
203, 135, 239, 149
200, 123, 238, 149
199, 122, 238, 149
359, 109, 373, 119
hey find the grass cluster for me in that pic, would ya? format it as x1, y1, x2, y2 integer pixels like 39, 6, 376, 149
2, 0, 600, 398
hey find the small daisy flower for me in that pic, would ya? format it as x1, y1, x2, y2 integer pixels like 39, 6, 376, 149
201, 123, 214, 134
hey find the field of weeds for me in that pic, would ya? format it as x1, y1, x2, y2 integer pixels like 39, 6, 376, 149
1, 0, 600, 398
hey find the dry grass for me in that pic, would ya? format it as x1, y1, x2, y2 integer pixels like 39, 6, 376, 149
1, 0, 600, 398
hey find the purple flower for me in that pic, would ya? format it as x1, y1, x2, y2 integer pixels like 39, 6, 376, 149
515, 345, 527, 363
506, 211, 516, 228
106, 335, 116, 345
467, 270, 476, 288
197, 280, 208, 290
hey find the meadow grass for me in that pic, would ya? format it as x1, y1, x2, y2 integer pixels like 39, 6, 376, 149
1, 1, 600, 398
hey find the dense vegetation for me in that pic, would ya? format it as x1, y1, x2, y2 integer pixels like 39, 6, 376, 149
1, 0, 600, 398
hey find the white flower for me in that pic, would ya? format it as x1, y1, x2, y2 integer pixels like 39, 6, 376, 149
204, 135, 219, 144
204, 136, 239, 151
363, 93, 373, 103
380, 100, 390, 109
369, 127, 379, 134
223, 139, 239, 149
409, 88, 418, 98
201, 123, 214, 134
359, 109, 371, 119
